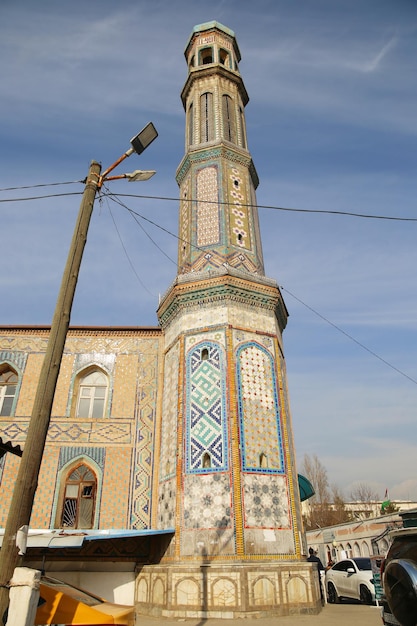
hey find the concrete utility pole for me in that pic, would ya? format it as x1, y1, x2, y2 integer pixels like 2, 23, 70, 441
0, 161, 101, 619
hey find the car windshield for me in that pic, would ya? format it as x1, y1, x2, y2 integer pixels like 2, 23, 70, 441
353, 557, 371, 571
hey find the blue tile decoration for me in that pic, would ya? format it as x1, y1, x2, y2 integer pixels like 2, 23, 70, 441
186, 341, 228, 473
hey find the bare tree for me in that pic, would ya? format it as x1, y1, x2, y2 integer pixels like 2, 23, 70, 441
300, 453, 330, 504
300, 454, 351, 529
350, 482, 379, 503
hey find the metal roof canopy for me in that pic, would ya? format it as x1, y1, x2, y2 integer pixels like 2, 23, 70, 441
0, 528, 174, 549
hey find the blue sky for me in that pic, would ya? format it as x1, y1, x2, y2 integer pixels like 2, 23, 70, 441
1, 0, 416, 502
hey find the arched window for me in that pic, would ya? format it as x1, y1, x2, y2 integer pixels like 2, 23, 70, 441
200, 92, 214, 143
222, 95, 236, 143
202, 452, 211, 468
0, 366, 18, 416
188, 102, 194, 146
239, 107, 246, 149
200, 47, 213, 65
259, 453, 268, 468
60, 464, 96, 529
219, 49, 230, 67
76, 370, 108, 418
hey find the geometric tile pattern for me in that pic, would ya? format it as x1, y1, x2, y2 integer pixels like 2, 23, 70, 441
0, 350, 27, 372
58, 446, 105, 471
242, 474, 290, 529
130, 340, 160, 529
0, 420, 132, 444
236, 342, 284, 472
186, 342, 228, 473
159, 342, 179, 481
228, 166, 251, 250
183, 473, 232, 529
196, 166, 220, 247
179, 175, 191, 267
157, 477, 176, 529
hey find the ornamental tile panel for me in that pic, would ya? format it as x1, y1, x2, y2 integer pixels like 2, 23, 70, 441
183, 473, 232, 529
159, 342, 180, 481
236, 342, 284, 472
185, 342, 228, 473
196, 166, 220, 246
228, 166, 251, 251
242, 474, 290, 529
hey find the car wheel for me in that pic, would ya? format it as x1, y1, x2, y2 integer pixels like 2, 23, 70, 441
385, 558, 417, 626
359, 584, 372, 605
327, 582, 339, 604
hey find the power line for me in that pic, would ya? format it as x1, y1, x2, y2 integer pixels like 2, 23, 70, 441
281, 286, 417, 386
110, 193, 417, 222
1, 187, 416, 223
109, 193, 417, 387
0, 192, 83, 203
102, 195, 157, 298
0, 181, 83, 192
106, 191, 177, 266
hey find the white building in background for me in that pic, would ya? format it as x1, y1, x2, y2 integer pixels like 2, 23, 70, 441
306, 504, 417, 567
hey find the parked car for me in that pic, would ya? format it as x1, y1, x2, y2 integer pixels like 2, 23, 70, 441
325, 557, 375, 604
381, 527, 417, 626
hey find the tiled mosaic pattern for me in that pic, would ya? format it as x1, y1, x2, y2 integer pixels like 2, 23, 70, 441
0, 350, 26, 372
236, 342, 284, 472
186, 342, 228, 472
242, 474, 290, 529
197, 166, 220, 246
131, 342, 160, 529
30, 447, 60, 527
182, 473, 232, 529
0, 420, 132, 444
0, 454, 20, 526
157, 477, 176, 529
159, 342, 180, 481
228, 166, 251, 251
101, 447, 131, 528
179, 175, 191, 268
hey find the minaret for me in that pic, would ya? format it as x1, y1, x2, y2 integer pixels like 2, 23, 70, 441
140, 22, 318, 617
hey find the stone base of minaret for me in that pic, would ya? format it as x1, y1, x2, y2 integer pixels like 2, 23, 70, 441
135, 561, 321, 618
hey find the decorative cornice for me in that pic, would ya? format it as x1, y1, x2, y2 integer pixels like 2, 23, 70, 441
157, 271, 288, 332
176, 145, 256, 187
0, 326, 161, 338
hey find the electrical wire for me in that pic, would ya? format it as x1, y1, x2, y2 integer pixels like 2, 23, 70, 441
107, 193, 417, 222
101, 194, 156, 298
281, 286, 417, 386
0, 192, 83, 203
105, 191, 177, 266
106, 192, 417, 387
1, 186, 416, 223
0, 181, 83, 192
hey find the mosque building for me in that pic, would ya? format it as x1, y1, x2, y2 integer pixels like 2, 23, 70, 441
0, 22, 319, 617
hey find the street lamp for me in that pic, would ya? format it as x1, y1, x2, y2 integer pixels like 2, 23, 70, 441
99, 122, 158, 187
129, 122, 158, 155
0, 124, 158, 620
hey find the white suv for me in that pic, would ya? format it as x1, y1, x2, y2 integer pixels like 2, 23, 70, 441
326, 557, 375, 604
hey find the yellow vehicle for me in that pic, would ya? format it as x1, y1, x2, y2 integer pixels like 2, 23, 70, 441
35, 576, 135, 626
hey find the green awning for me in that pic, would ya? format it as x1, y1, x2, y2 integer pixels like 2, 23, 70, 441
298, 474, 315, 502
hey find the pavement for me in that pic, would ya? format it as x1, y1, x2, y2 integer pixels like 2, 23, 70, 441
137, 603, 383, 626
